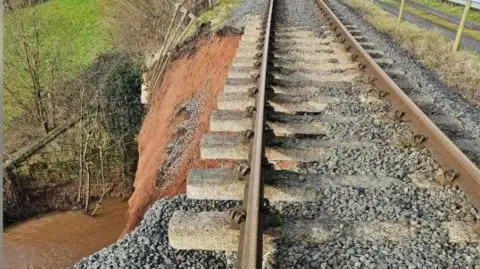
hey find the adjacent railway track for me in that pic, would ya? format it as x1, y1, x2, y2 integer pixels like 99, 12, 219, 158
168, 0, 480, 267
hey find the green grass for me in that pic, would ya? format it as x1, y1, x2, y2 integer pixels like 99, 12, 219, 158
187, 0, 243, 36
409, 0, 480, 24
3, 0, 113, 128
380, 0, 480, 40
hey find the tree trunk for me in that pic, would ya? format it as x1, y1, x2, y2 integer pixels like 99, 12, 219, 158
77, 87, 85, 203
91, 146, 106, 217
84, 162, 91, 213
47, 92, 56, 130
77, 157, 83, 203
77, 119, 84, 203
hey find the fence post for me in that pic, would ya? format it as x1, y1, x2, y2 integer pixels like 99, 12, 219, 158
453, 0, 473, 51
398, 0, 406, 22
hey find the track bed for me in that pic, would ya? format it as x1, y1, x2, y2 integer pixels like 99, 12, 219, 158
167, 0, 480, 268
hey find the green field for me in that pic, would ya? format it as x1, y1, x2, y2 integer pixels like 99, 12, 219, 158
411, 0, 480, 24
379, 0, 480, 40
4, 0, 113, 128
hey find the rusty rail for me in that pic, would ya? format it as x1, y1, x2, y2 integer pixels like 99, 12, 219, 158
237, 0, 275, 268
317, 0, 480, 209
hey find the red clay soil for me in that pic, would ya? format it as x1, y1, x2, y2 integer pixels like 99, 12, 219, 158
123, 34, 241, 233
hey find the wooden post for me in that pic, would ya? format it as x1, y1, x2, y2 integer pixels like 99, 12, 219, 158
453, 0, 473, 52
398, 0, 406, 22
158, 1, 185, 61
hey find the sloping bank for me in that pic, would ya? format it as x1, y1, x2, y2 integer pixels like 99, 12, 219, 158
124, 31, 241, 233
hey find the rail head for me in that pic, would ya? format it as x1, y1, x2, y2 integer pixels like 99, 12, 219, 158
238, 0, 275, 268
317, 0, 480, 209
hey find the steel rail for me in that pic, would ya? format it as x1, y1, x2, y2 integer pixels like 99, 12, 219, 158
317, 0, 480, 209
238, 0, 275, 268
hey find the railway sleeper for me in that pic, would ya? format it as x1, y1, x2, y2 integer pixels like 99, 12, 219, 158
237, 38, 332, 51
222, 81, 354, 94
228, 66, 357, 81
168, 211, 480, 251
210, 109, 355, 135
200, 133, 375, 162
374, 58, 394, 68
217, 92, 341, 112
231, 54, 352, 69
186, 167, 402, 201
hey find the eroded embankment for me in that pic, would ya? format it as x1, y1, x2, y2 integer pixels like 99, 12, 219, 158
124, 33, 241, 233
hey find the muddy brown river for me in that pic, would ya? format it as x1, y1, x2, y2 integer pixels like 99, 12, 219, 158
3, 198, 128, 269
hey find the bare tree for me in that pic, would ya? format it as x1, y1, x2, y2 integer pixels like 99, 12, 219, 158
98, 0, 201, 57
4, 9, 62, 134
84, 161, 92, 213
91, 144, 107, 216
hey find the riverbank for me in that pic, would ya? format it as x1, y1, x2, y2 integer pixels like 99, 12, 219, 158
3, 198, 128, 269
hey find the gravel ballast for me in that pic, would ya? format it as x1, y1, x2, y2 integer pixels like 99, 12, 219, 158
73, 196, 239, 269
328, 0, 480, 139
227, 0, 265, 28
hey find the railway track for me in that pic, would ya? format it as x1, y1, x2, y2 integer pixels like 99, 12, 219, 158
168, 0, 480, 268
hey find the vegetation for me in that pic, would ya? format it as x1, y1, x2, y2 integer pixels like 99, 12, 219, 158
347, 0, 480, 106
98, 54, 144, 189
99, 0, 244, 58
98, 0, 178, 57
74, 53, 144, 214
379, 0, 480, 40
409, 0, 480, 23
188, 0, 242, 35
3, 0, 48, 10
4, 53, 144, 223
3, 0, 145, 223
4, 0, 112, 129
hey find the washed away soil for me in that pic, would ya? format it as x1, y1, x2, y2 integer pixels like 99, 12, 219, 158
124, 33, 241, 233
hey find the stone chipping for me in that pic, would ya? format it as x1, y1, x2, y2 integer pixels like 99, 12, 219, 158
73, 196, 239, 269
327, 0, 480, 140
156, 95, 201, 187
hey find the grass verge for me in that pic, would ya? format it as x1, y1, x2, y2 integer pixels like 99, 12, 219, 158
409, 0, 480, 24
346, 0, 480, 107
379, 0, 480, 40
186, 0, 243, 36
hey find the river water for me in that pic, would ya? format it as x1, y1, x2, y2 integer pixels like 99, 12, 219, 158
3, 198, 128, 269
